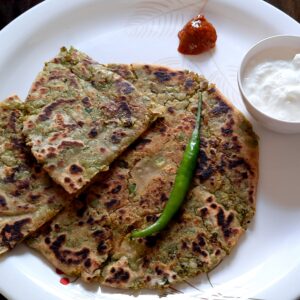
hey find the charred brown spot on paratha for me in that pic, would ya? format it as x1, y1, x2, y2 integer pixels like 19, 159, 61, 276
116, 81, 135, 95
28, 193, 41, 202
167, 107, 175, 114
153, 70, 172, 82
105, 199, 120, 209
81, 97, 91, 107
117, 101, 133, 127
198, 165, 215, 181
84, 258, 92, 268
49, 235, 90, 265
58, 140, 84, 149
221, 117, 235, 137
199, 207, 208, 217
210, 99, 231, 116
208, 87, 216, 94
0, 196, 7, 207
184, 78, 195, 89
105, 268, 130, 284
195, 149, 216, 182
111, 130, 127, 144
228, 157, 252, 173
117, 102, 132, 118
1, 218, 31, 248
221, 127, 233, 136
88, 128, 98, 138
8, 111, 20, 132
216, 208, 237, 239
111, 185, 122, 194
69, 164, 83, 174
38, 99, 76, 122
97, 241, 108, 254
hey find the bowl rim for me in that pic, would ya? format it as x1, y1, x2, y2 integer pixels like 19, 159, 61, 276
237, 34, 300, 125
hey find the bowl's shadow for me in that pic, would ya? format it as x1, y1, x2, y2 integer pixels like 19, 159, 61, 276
256, 126, 300, 209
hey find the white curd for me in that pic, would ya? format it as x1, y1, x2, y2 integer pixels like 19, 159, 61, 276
243, 54, 300, 122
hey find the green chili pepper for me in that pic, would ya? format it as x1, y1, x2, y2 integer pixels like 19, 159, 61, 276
131, 92, 203, 238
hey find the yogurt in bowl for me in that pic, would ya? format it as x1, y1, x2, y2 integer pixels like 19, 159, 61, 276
243, 54, 300, 122
238, 35, 300, 134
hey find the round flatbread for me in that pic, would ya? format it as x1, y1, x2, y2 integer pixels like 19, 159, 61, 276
27, 62, 258, 289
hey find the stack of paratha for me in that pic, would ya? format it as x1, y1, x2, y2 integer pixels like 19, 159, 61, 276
0, 47, 258, 289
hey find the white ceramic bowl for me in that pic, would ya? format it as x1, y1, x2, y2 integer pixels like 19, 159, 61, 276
237, 35, 300, 134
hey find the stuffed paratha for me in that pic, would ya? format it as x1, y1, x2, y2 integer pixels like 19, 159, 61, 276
27, 63, 258, 288
23, 48, 162, 194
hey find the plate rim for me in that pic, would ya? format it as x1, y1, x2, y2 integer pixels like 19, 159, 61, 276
0, 0, 299, 299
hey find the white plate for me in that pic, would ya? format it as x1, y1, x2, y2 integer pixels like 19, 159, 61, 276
0, 0, 300, 299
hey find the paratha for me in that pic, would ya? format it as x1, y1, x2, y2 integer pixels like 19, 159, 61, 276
23, 48, 162, 194
0, 96, 71, 255
27, 64, 258, 289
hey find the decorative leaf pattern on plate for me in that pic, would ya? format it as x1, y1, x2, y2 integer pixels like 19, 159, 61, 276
207, 65, 244, 111
125, 0, 208, 38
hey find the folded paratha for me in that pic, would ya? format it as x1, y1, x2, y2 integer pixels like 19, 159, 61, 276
0, 96, 71, 255
27, 64, 258, 288
23, 48, 162, 194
